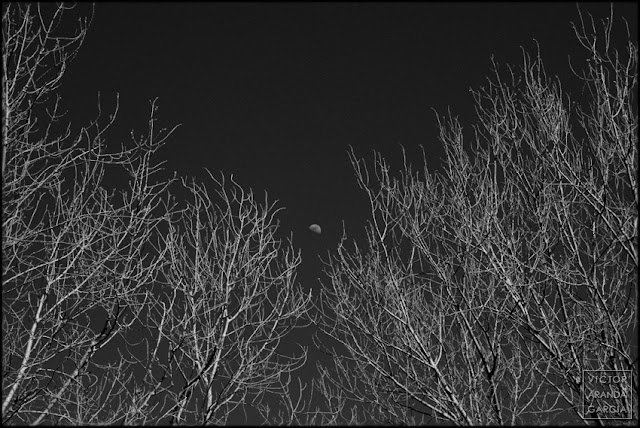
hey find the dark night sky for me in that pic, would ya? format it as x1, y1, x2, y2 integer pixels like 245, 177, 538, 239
59, 3, 637, 266
55, 2, 636, 421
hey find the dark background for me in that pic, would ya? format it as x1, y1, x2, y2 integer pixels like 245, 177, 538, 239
55, 2, 637, 422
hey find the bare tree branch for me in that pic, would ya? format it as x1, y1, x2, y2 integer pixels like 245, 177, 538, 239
311, 5, 638, 425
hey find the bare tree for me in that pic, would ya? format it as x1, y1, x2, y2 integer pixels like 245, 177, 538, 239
2, 2, 181, 424
140, 171, 312, 425
311, 6, 637, 425
2, 3, 311, 424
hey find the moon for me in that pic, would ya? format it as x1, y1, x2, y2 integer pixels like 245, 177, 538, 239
308, 224, 322, 235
